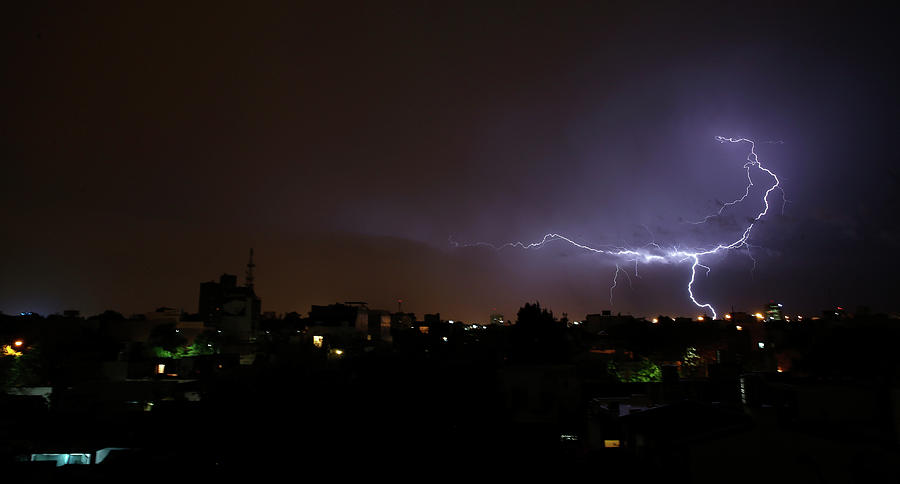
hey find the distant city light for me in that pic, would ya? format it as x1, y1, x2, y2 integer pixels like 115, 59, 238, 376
754, 313, 764, 319
735, 325, 743, 331
697, 316, 704, 321
758, 342, 765, 349
14, 340, 23, 347
448, 320, 454, 324
724, 314, 732, 320
442, 337, 448, 342
652, 318, 659, 324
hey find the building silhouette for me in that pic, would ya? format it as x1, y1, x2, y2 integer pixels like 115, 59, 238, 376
197, 250, 261, 341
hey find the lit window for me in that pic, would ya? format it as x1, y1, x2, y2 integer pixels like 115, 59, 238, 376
31, 453, 92, 466
312, 335, 324, 348
156, 364, 166, 374
603, 440, 621, 448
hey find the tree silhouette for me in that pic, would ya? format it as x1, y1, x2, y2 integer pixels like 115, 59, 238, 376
147, 323, 186, 355
508, 302, 571, 364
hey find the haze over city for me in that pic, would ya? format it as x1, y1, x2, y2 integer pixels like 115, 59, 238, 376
3, 2, 898, 321
4, 2, 900, 480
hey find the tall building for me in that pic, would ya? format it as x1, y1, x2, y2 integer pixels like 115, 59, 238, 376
367, 309, 393, 343
197, 250, 261, 342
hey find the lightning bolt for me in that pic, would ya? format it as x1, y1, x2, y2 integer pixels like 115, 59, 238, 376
454, 136, 784, 319
609, 264, 620, 305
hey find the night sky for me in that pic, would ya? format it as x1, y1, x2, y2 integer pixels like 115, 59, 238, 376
3, 2, 899, 321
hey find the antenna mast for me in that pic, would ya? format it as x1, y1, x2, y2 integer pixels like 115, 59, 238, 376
246, 248, 255, 289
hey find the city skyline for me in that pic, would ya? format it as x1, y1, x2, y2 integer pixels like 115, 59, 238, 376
3, 2, 899, 322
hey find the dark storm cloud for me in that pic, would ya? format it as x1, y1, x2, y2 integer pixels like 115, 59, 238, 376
2, 2, 898, 319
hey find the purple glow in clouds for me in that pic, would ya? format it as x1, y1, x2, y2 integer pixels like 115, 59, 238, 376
455, 137, 785, 319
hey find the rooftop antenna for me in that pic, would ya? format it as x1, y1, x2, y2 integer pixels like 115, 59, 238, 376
246, 248, 255, 289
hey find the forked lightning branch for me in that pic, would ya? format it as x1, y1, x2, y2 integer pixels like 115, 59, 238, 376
455, 137, 785, 319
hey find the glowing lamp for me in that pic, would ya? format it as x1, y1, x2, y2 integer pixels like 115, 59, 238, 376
13, 340, 23, 347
